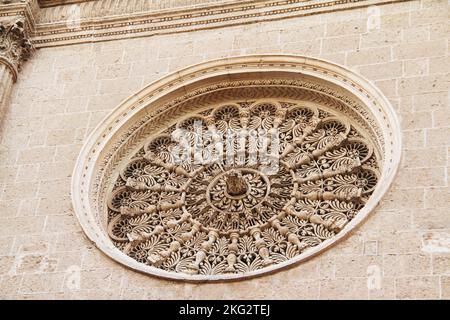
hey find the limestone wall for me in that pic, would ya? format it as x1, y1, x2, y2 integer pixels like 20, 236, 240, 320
0, 0, 449, 299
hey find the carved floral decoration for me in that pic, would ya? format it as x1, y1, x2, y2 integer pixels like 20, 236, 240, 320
107, 101, 380, 276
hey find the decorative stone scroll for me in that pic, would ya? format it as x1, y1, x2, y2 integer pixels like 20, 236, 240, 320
72, 55, 401, 281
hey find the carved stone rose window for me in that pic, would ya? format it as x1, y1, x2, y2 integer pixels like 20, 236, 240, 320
72, 56, 401, 281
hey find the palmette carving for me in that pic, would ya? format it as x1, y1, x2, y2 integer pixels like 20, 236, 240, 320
107, 100, 380, 276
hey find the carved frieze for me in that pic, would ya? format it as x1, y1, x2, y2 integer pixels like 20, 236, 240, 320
0, 0, 407, 47
31, 0, 405, 47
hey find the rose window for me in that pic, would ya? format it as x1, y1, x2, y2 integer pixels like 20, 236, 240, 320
72, 56, 400, 281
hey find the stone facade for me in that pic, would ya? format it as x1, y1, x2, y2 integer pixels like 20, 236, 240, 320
0, 0, 449, 299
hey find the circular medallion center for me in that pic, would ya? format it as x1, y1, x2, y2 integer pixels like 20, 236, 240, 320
225, 170, 248, 197
205, 168, 271, 217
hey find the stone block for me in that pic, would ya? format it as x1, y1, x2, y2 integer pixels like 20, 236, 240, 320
395, 276, 439, 299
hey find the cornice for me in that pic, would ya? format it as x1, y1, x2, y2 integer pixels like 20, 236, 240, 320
0, 0, 410, 48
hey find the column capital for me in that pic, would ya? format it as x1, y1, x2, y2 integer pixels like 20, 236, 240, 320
0, 16, 34, 81
0, 0, 37, 82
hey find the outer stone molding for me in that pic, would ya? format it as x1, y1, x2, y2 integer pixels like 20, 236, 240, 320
72, 55, 401, 281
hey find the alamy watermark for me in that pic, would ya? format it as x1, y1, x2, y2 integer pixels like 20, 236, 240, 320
169, 120, 281, 175
367, 265, 382, 291
366, 6, 381, 32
